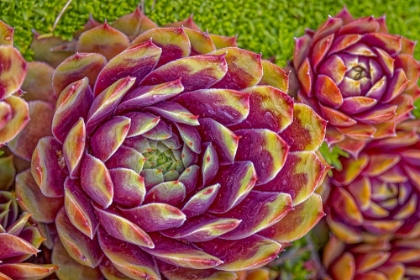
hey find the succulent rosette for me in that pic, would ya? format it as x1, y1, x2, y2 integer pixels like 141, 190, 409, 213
0, 191, 58, 279
292, 7, 420, 156
323, 235, 420, 280
326, 119, 420, 245
16, 9, 328, 280
0, 21, 29, 146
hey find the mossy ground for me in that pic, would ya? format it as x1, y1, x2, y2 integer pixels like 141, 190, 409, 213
1, 0, 420, 64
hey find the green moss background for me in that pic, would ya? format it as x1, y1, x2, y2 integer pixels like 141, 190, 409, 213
1, 0, 420, 65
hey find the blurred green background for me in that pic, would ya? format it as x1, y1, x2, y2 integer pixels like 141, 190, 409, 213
1, 0, 420, 66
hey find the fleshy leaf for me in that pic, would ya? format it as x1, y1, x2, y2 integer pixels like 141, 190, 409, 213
0, 263, 58, 279
98, 229, 160, 280
197, 235, 281, 271
200, 143, 219, 186
0, 46, 27, 100
280, 103, 326, 152
120, 203, 186, 232
146, 102, 199, 126
64, 178, 98, 239
7, 100, 54, 161
130, 27, 190, 67
256, 152, 326, 205
208, 161, 257, 214
21, 62, 56, 104
144, 181, 186, 206
80, 153, 114, 208
184, 28, 216, 55
93, 40, 162, 96
331, 187, 363, 226
52, 239, 102, 280
198, 118, 239, 163
182, 184, 220, 218
219, 191, 292, 240
235, 129, 288, 185
31, 136, 68, 197
15, 169, 63, 223
333, 154, 369, 185
52, 53, 107, 96
0, 233, 39, 259
86, 76, 135, 133
161, 214, 241, 242
111, 7, 157, 39
209, 34, 237, 49
56, 208, 103, 268
211, 47, 262, 90
141, 54, 227, 92
117, 80, 184, 113
52, 78, 93, 143
233, 85, 294, 133
0, 96, 29, 145
175, 88, 250, 126
0, 20, 14, 45
259, 60, 289, 92
76, 23, 130, 60
142, 233, 223, 269
31, 33, 75, 67
90, 116, 131, 162
259, 193, 324, 243
63, 118, 86, 178
109, 168, 145, 208
94, 206, 154, 248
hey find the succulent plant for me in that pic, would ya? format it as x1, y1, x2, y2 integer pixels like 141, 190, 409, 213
325, 119, 420, 245
0, 21, 29, 146
323, 234, 420, 280
0, 191, 58, 279
291, 7, 420, 157
15, 9, 328, 279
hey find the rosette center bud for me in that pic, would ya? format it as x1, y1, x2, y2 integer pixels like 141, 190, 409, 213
143, 145, 184, 176
347, 65, 369, 81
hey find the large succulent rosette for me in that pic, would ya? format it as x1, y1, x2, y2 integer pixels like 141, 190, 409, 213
323, 235, 420, 280
326, 120, 420, 244
16, 9, 328, 280
292, 8, 420, 156
0, 21, 29, 146
0, 191, 58, 279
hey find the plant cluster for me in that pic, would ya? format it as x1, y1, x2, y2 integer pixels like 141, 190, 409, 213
0, 4, 419, 280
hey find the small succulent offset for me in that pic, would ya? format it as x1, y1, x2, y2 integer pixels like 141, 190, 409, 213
16, 9, 328, 280
323, 234, 420, 280
0, 191, 58, 279
326, 120, 420, 245
292, 7, 420, 157
0, 21, 28, 146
